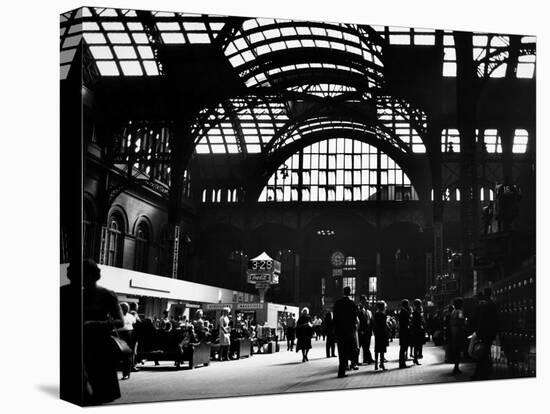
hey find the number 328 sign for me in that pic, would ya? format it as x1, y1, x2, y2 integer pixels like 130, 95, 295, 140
246, 252, 281, 285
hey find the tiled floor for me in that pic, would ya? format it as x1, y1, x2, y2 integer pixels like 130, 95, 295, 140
114, 339, 481, 404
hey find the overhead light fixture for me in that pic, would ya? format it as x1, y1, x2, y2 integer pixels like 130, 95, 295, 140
316, 229, 335, 236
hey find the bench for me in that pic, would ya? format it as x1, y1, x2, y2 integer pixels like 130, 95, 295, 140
135, 329, 211, 369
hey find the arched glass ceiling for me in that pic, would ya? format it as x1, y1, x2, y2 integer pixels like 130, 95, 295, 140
267, 118, 407, 155
223, 19, 384, 88
259, 138, 418, 202
193, 94, 427, 155
376, 97, 426, 153
193, 98, 289, 154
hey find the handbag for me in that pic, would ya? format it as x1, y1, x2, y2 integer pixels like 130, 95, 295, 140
111, 332, 133, 355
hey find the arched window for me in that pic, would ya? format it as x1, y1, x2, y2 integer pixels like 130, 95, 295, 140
259, 138, 419, 202
135, 221, 150, 272
443, 187, 460, 201
202, 189, 207, 203
106, 214, 124, 267
480, 187, 495, 202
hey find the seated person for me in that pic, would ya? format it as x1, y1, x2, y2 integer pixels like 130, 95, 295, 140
255, 323, 270, 352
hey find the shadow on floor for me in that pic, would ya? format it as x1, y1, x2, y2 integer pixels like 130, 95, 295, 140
36, 384, 59, 399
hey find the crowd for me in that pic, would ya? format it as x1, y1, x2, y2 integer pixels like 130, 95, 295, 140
285, 286, 498, 380
64, 259, 499, 405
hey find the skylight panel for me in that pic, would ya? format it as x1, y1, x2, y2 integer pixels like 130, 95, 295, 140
157, 22, 181, 31
60, 65, 71, 79
517, 54, 535, 78
327, 29, 343, 39
84, 33, 107, 44
142, 61, 159, 75
60, 49, 76, 65
242, 19, 259, 31
249, 32, 265, 44
296, 26, 312, 36
234, 37, 248, 50
183, 22, 207, 31
102, 22, 125, 31
229, 55, 245, 67
211, 145, 226, 154
247, 144, 262, 153
161, 33, 186, 43
63, 36, 81, 49
209, 22, 225, 31
443, 62, 456, 77
132, 33, 149, 44
263, 28, 281, 39
307, 27, 323, 37
195, 144, 210, 154
120, 61, 143, 76
90, 46, 114, 59
107, 33, 131, 44
390, 34, 410, 45
137, 46, 154, 59
473, 35, 488, 47
281, 27, 298, 36
490, 64, 507, 78
414, 34, 435, 45
114, 46, 137, 59
286, 39, 301, 49
187, 32, 211, 43
240, 50, 255, 62
96, 61, 119, 76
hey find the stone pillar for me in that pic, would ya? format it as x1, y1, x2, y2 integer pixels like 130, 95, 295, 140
455, 31, 480, 295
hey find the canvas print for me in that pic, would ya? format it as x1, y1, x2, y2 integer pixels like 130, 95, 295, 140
59, 6, 536, 406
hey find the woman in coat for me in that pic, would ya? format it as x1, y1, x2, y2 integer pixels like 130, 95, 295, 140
80, 259, 124, 405
373, 301, 389, 371
449, 297, 466, 374
295, 307, 313, 362
218, 307, 231, 360
410, 299, 426, 365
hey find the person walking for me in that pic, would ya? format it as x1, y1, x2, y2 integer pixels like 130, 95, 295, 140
449, 297, 466, 374
79, 259, 124, 405
410, 299, 425, 365
324, 308, 337, 358
312, 315, 322, 340
373, 301, 389, 371
286, 313, 296, 351
296, 308, 313, 362
218, 307, 231, 361
471, 288, 499, 380
358, 295, 374, 365
117, 302, 136, 379
398, 299, 411, 368
333, 286, 360, 378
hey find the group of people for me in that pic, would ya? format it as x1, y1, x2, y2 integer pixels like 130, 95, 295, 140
288, 287, 429, 378
287, 286, 499, 380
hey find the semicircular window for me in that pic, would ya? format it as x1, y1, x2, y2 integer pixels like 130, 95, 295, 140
259, 138, 418, 202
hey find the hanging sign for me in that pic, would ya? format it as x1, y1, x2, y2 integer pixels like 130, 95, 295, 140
247, 251, 281, 285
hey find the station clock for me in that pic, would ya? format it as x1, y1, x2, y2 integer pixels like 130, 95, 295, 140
330, 250, 345, 267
